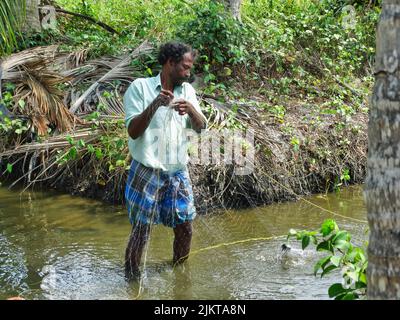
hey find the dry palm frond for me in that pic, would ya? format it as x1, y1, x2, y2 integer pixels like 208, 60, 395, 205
54, 48, 90, 71
69, 41, 154, 114
64, 59, 114, 87
1, 45, 81, 135
0, 45, 59, 81
13, 66, 78, 135
96, 89, 124, 115
0, 127, 100, 157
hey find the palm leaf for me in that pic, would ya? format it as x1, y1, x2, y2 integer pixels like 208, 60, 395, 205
13, 66, 78, 135
1, 45, 80, 135
1, 45, 59, 81
69, 41, 154, 114
54, 48, 90, 71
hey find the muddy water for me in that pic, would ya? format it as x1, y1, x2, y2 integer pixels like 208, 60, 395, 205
0, 185, 367, 300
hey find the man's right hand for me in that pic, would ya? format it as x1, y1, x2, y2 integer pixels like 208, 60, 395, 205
128, 89, 174, 140
157, 89, 174, 106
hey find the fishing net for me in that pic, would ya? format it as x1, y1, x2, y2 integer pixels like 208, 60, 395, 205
122, 87, 369, 299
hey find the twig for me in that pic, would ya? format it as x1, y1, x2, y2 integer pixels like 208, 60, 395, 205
55, 8, 120, 35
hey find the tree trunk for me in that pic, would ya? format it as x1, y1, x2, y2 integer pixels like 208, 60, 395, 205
219, 0, 242, 20
366, 0, 400, 299
25, 0, 41, 31
229, 0, 242, 20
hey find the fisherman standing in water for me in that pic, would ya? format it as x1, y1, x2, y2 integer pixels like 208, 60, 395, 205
123, 42, 207, 280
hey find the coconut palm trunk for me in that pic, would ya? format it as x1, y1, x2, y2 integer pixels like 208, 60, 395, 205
218, 0, 242, 20
25, 0, 41, 31
366, 0, 400, 299
228, 0, 241, 20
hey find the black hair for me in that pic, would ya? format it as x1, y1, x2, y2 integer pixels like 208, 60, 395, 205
158, 42, 196, 65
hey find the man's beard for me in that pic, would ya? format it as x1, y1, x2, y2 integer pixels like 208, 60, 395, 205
174, 77, 189, 86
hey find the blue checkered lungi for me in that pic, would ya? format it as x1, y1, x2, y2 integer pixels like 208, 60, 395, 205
125, 159, 196, 228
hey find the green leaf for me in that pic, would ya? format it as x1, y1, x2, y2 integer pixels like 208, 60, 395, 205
355, 281, 367, 289
95, 148, 103, 159
346, 249, 357, 261
66, 135, 74, 145
6, 163, 13, 173
320, 219, 338, 236
68, 147, 78, 159
334, 292, 348, 300
5, 82, 16, 91
321, 264, 337, 277
116, 160, 125, 167
330, 255, 341, 267
311, 235, 318, 245
332, 231, 350, 244
316, 240, 334, 253
346, 271, 359, 282
87, 144, 95, 153
334, 240, 351, 251
328, 283, 348, 298
353, 248, 366, 263
358, 272, 367, 285
18, 99, 25, 109
302, 235, 310, 250
314, 256, 331, 276
342, 292, 358, 300
115, 138, 125, 150
223, 67, 232, 76
77, 139, 86, 148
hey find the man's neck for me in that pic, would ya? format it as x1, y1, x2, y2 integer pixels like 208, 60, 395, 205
160, 71, 174, 91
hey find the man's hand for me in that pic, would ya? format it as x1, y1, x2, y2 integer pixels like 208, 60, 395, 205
172, 99, 206, 132
127, 89, 174, 140
171, 99, 195, 116
157, 89, 174, 107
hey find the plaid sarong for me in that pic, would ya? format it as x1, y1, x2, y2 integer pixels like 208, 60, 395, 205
125, 159, 196, 228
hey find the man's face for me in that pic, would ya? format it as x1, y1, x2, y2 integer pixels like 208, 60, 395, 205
169, 52, 194, 86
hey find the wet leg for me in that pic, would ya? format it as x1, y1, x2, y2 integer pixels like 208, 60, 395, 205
173, 221, 193, 265
125, 223, 150, 280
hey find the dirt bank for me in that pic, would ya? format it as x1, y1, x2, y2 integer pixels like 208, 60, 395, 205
1, 98, 368, 214
0, 45, 368, 213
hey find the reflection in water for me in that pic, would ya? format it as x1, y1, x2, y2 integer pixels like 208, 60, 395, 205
0, 185, 368, 300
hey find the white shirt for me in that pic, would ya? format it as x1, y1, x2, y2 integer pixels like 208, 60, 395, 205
124, 73, 207, 173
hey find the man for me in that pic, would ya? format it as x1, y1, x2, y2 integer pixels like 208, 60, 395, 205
124, 42, 207, 280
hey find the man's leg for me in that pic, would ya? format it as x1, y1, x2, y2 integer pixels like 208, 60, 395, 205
173, 221, 193, 265
125, 223, 150, 280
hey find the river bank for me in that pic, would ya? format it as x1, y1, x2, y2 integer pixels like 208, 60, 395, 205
0, 80, 368, 214
0, 1, 372, 212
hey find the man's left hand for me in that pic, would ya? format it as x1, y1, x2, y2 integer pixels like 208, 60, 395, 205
172, 99, 194, 116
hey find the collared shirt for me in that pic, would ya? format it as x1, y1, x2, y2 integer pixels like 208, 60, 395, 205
124, 73, 207, 173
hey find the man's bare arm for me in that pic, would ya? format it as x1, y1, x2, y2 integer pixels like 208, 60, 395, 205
188, 108, 207, 133
128, 89, 173, 140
